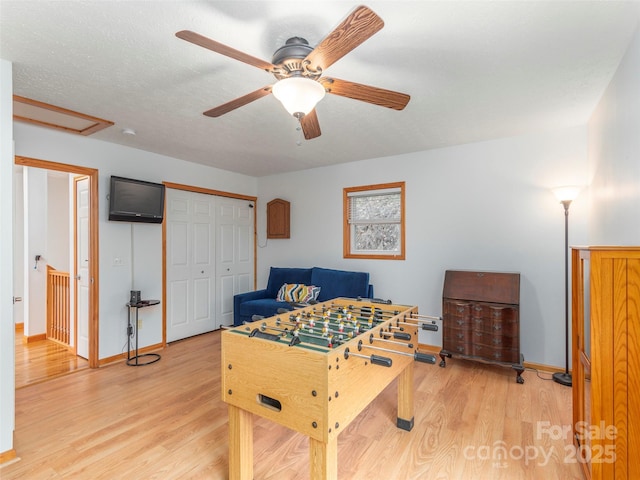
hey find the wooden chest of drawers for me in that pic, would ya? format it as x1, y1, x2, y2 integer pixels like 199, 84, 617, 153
439, 270, 524, 383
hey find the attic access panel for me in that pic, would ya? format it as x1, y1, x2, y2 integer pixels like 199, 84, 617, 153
13, 95, 114, 136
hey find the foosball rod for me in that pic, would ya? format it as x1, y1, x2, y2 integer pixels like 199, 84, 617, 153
289, 314, 358, 335
346, 308, 424, 327
393, 320, 439, 332
342, 305, 440, 327
281, 315, 359, 340
272, 320, 338, 343
326, 303, 399, 319
369, 333, 413, 349
343, 347, 392, 367
294, 311, 362, 330
357, 340, 436, 364
341, 304, 401, 318
257, 322, 332, 349
327, 309, 393, 326
409, 313, 442, 321
298, 311, 381, 331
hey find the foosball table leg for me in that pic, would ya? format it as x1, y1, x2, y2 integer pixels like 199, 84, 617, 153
396, 363, 415, 431
309, 437, 338, 480
228, 404, 253, 480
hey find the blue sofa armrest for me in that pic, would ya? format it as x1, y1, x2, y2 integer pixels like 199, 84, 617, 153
233, 289, 268, 326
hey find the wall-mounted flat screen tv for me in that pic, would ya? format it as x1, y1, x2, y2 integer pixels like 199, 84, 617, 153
108, 176, 165, 223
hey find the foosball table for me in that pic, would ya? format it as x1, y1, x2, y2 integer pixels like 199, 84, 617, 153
221, 297, 438, 480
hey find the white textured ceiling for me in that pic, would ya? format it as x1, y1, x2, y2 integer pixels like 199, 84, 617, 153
1, 1, 639, 177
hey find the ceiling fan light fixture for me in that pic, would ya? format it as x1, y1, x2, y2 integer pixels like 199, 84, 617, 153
272, 77, 325, 118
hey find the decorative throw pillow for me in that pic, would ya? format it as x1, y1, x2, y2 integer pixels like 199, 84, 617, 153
276, 284, 322, 303
297, 285, 321, 303
276, 283, 300, 302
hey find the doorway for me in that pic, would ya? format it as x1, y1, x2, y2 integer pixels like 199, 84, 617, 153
14, 156, 99, 374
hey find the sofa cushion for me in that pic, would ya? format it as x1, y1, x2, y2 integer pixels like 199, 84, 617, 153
238, 298, 294, 320
311, 267, 370, 301
265, 267, 312, 298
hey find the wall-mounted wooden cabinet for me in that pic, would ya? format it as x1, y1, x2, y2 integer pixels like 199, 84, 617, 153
572, 246, 640, 480
267, 198, 290, 239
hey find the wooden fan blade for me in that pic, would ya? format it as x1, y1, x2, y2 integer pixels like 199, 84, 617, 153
304, 6, 384, 72
300, 109, 321, 139
203, 86, 273, 117
176, 30, 276, 72
320, 77, 410, 110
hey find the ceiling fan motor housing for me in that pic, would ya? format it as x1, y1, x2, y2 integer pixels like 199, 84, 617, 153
272, 37, 319, 78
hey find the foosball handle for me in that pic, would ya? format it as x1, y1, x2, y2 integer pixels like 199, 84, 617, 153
249, 328, 281, 342
414, 352, 437, 364
421, 323, 439, 332
393, 332, 412, 341
370, 355, 393, 367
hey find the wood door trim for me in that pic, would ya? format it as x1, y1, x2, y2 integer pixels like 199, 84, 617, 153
15, 156, 99, 368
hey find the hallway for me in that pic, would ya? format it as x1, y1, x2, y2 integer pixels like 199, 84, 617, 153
15, 324, 88, 389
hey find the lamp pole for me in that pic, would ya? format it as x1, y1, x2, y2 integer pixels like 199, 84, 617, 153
552, 199, 573, 386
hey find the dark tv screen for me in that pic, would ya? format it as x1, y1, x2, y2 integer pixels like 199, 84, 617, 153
108, 176, 165, 223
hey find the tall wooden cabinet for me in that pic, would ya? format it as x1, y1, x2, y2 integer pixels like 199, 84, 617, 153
571, 247, 640, 480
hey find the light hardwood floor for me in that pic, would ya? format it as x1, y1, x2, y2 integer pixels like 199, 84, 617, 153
2, 331, 582, 479
14, 326, 88, 389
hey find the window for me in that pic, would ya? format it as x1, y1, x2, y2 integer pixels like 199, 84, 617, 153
343, 182, 405, 260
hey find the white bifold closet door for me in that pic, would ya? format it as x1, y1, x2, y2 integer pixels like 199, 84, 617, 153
214, 196, 254, 327
166, 188, 253, 342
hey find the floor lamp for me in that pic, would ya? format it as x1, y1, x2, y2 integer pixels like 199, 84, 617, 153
551, 186, 581, 387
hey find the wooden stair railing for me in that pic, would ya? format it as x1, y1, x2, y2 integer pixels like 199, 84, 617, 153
47, 265, 71, 346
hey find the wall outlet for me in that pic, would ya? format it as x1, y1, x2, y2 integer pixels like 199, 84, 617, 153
113, 257, 125, 266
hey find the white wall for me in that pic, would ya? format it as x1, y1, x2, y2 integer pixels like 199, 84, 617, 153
257, 126, 590, 367
0, 58, 15, 459
23, 167, 48, 337
588, 24, 640, 244
13, 168, 24, 326
46, 173, 70, 271
13, 122, 257, 360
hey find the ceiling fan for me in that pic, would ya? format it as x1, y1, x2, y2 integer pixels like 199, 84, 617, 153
176, 5, 410, 140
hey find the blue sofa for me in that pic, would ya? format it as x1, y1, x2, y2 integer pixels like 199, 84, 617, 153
233, 266, 374, 326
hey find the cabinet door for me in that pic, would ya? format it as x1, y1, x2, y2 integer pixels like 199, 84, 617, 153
267, 198, 290, 239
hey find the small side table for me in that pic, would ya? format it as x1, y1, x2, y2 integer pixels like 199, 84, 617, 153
126, 300, 161, 366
